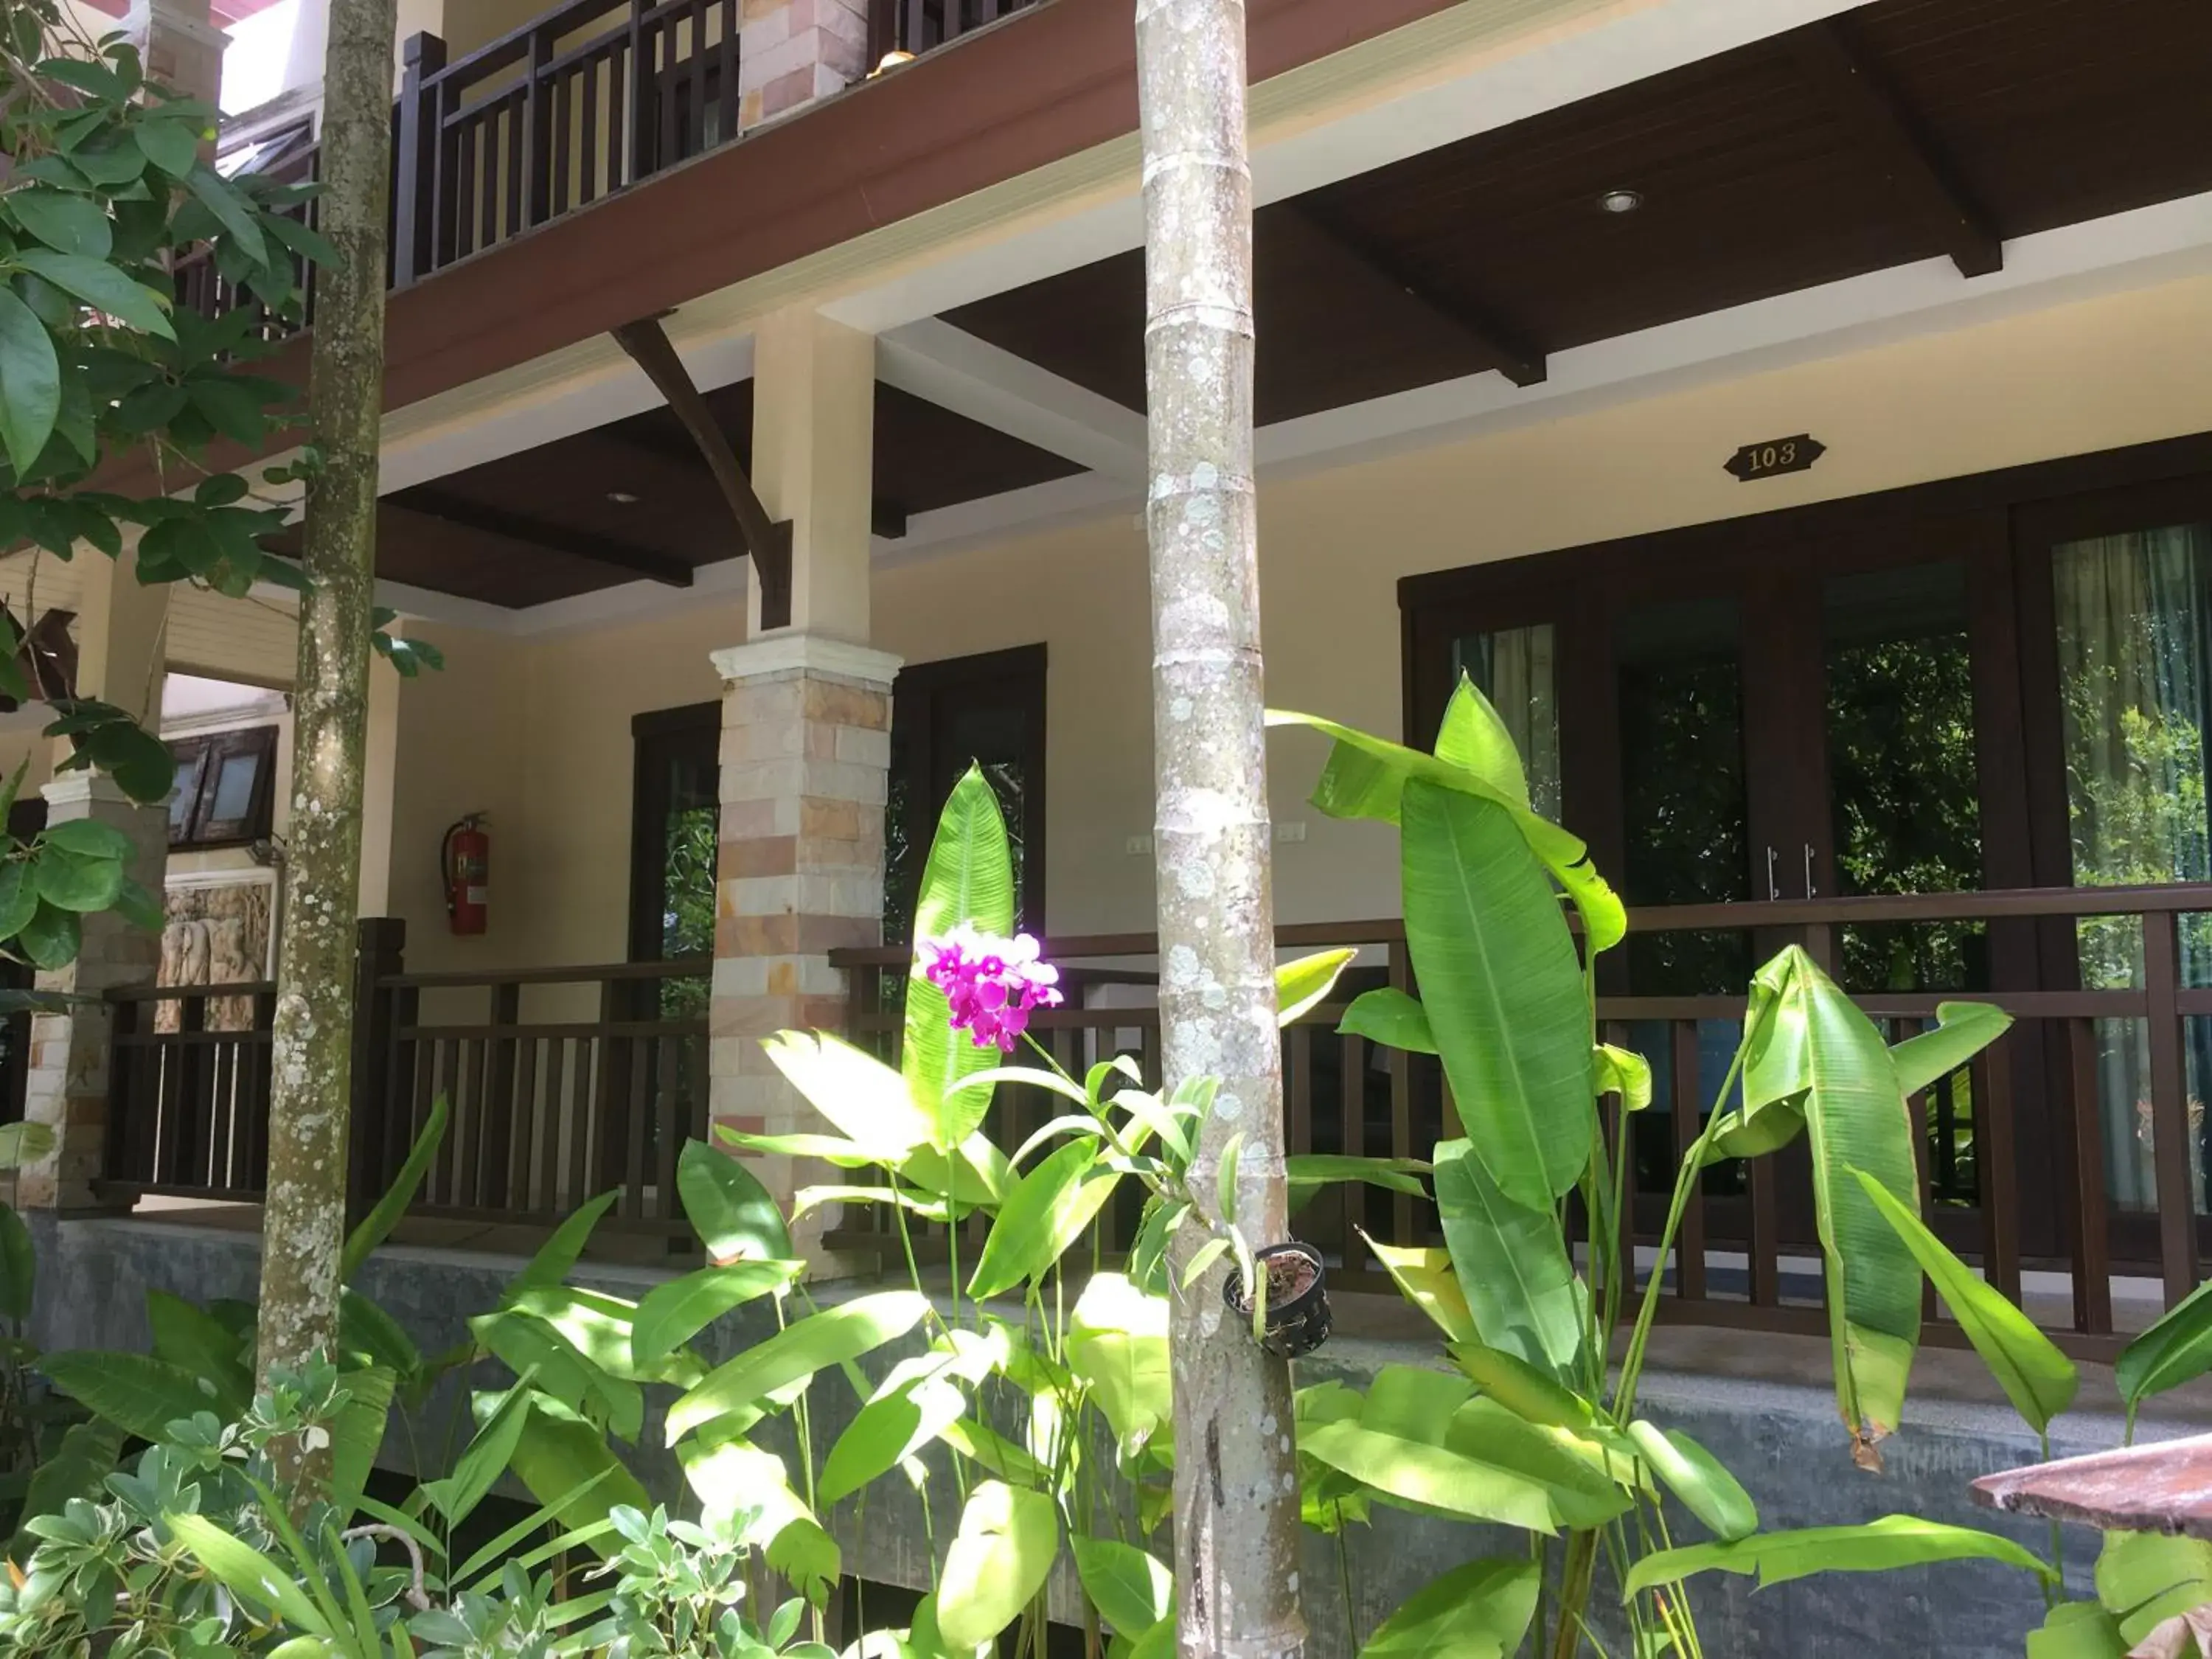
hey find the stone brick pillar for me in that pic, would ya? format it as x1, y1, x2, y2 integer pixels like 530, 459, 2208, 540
737, 0, 870, 131
17, 779, 169, 1211
126, 0, 225, 105
18, 546, 172, 1212
709, 635, 899, 1241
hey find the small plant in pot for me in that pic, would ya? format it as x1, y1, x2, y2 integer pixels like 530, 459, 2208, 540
1225, 1242, 1331, 1359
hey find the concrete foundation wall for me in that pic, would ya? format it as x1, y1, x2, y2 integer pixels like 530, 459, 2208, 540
26, 1217, 2158, 1657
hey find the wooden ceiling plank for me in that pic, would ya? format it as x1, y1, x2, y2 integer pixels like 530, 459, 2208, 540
1270, 201, 1547, 388
611, 316, 793, 625
388, 490, 696, 588
1784, 18, 2003, 279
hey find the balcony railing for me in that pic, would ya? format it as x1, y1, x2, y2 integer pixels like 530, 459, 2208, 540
101, 920, 709, 1242
830, 883, 2212, 1362
182, 0, 1043, 332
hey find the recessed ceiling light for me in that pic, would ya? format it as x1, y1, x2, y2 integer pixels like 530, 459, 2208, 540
1599, 189, 1644, 215
607, 490, 640, 504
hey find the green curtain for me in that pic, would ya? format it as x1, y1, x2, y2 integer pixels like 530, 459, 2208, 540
2054, 522, 2212, 1213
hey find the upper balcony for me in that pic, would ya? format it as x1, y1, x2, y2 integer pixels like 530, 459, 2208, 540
185, 0, 1044, 324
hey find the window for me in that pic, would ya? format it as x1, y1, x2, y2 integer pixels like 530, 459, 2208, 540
630, 703, 720, 1020
886, 645, 1048, 943
167, 727, 277, 849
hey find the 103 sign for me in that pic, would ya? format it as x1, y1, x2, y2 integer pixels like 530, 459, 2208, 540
1725, 434, 1826, 481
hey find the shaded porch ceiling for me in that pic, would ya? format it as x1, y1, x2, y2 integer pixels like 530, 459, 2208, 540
950, 0, 2212, 423
357, 383, 1081, 608
366, 0, 2211, 611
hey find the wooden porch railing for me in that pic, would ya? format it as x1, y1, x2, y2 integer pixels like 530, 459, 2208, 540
100, 919, 709, 1241
866, 0, 1040, 64
830, 883, 2212, 1363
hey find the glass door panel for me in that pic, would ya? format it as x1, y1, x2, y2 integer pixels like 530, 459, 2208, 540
1452, 624, 1562, 819
2053, 520, 2212, 1214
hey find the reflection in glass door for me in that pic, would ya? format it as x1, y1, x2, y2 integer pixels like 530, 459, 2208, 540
2053, 521, 2212, 1214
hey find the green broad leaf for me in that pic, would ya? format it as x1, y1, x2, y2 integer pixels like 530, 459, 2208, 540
666, 1290, 930, 1445
1180, 1236, 1233, 1291
1071, 1536, 1171, 1637
759, 1031, 935, 1162
342, 1094, 447, 1280
164, 1512, 331, 1634
2097, 1531, 2212, 1646
0, 864, 35, 943
0, 1121, 52, 1170
508, 1284, 695, 1386
425, 1383, 534, 1526
1298, 1418, 1559, 1534
1441, 1397, 1634, 1530
114, 878, 164, 934
1852, 1167, 2077, 1433
937, 1481, 1059, 1652
970, 1137, 1117, 1300
1402, 779, 1593, 1208
902, 774, 1013, 1150
330, 1363, 394, 1510
1363, 1365, 1475, 1439
820, 1375, 965, 1504
0, 288, 60, 476
904, 765, 1017, 1150
1366, 1237, 1477, 1344
1623, 1514, 2051, 1596
44, 815, 133, 864
632, 1259, 801, 1370
681, 1436, 840, 1601
1287, 1154, 1430, 1212
84, 721, 175, 804
8, 191, 111, 259
1357, 1557, 1540, 1659
1890, 1001, 2011, 1098
506, 1189, 619, 1301
1065, 1274, 1171, 1457
0, 1206, 29, 1323
1216, 1129, 1245, 1227
1340, 987, 1438, 1054
506, 1402, 650, 1554
184, 375, 268, 443
1446, 1340, 1592, 1431
714, 1129, 882, 1166
17, 901, 80, 969
13, 250, 173, 338
1626, 1421, 1757, 1543
187, 164, 270, 262
12, 1417, 122, 1554
940, 1415, 1050, 1486
1433, 677, 1534, 807
2116, 1274, 2212, 1418
33, 844, 125, 913
678, 1136, 794, 1264
41, 1350, 218, 1440
145, 1289, 252, 1416
2026, 1601, 2127, 1659
338, 1287, 420, 1381
1595, 1044, 1653, 1112
1431, 1139, 1584, 1384
131, 114, 201, 178
1277, 948, 1357, 1027
260, 211, 339, 268
476, 1313, 641, 1442
1267, 708, 1626, 952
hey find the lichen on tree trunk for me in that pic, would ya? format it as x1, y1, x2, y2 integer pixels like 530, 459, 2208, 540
1135, 0, 1307, 1654
254, 0, 400, 1418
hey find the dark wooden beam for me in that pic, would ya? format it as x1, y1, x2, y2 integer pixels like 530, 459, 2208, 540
1271, 201, 1547, 388
611, 315, 793, 626
389, 490, 695, 588
872, 499, 908, 541
600, 418, 912, 549
1785, 19, 2002, 279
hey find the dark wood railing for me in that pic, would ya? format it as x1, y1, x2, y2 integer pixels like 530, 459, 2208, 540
830, 884, 2212, 1362
866, 0, 1040, 63
101, 919, 709, 1241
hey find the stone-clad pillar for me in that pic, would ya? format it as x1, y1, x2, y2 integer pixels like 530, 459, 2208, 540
709, 636, 899, 1234
19, 547, 172, 1212
126, 0, 226, 106
737, 0, 871, 131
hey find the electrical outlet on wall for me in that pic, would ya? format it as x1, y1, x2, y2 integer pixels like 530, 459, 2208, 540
1275, 821, 1308, 844
1124, 833, 1154, 855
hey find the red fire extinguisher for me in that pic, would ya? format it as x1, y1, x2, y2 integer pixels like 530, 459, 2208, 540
442, 814, 489, 936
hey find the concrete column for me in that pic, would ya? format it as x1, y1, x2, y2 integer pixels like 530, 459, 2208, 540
127, 0, 226, 106
355, 656, 402, 917
708, 636, 898, 1241
736, 0, 869, 131
749, 307, 875, 642
20, 551, 173, 1211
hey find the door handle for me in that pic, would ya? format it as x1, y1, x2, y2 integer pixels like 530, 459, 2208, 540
1765, 845, 1780, 902
1804, 844, 1818, 900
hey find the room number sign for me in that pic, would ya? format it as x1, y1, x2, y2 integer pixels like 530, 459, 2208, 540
1725, 434, 1826, 481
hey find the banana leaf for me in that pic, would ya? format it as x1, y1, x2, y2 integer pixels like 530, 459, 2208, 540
904, 765, 1016, 1150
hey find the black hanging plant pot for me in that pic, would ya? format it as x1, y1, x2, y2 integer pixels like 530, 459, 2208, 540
1225, 1242, 1332, 1359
